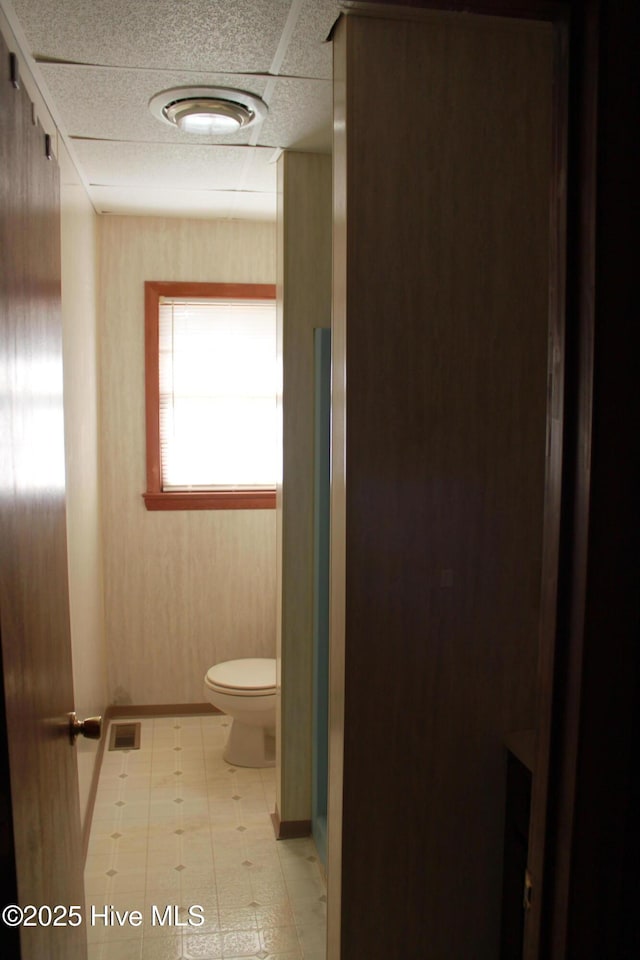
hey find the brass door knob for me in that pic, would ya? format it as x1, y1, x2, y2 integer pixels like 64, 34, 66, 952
69, 712, 102, 743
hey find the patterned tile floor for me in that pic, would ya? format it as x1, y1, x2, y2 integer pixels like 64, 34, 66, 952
84, 714, 327, 960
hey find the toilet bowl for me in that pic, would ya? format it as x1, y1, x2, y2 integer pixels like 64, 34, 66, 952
203, 658, 276, 768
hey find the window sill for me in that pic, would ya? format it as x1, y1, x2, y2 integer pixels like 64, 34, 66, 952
143, 490, 276, 511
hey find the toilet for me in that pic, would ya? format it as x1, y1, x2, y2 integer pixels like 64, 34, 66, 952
203, 658, 276, 768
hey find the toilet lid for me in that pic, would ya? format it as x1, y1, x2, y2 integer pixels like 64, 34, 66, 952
206, 658, 276, 693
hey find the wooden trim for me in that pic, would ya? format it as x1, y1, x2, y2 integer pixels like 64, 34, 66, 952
339, 0, 568, 23
328, 21, 348, 957
106, 703, 221, 718
144, 280, 277, 512
144, 281, 163, 495
542, 2, 599, 957
271, 806, 312, 840
143, 490, 276, 511
522, 13, 570, 959
146, 281, 277, 302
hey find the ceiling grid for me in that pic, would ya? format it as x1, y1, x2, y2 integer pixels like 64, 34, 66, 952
4, 0, 339, 219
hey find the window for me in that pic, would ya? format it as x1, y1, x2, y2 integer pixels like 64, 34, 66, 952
144, 281, 277, 510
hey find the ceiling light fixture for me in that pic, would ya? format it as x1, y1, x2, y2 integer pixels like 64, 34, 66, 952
149, 86, 267, 135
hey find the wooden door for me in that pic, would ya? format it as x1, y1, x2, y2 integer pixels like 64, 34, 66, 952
0, 36, 86, 959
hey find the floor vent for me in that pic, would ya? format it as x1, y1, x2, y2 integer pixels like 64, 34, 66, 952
108, 722, 141, 751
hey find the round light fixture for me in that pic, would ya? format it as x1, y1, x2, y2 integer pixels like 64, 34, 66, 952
149, 86, 268, 135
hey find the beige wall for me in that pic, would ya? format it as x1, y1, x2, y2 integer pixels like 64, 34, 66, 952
60, 144, 108, 832
99, 216, 277, 705
276, 152, 332, 823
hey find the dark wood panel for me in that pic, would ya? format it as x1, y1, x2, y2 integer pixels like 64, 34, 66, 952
333, 12, 555, 957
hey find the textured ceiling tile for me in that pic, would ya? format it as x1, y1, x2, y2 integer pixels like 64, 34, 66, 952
234, 146, 279, 196
13, 0, 292, 72
88, 185, 232, 220
39, 65, 331, 152
259, 78, 332, 151
39, 64, 268, 143
72, 140, 277, 193
225, 190, 277, 220
10, 0, 335, 218
279, 0, 340, 80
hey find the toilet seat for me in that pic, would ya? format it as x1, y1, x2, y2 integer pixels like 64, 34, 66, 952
205, 658, 276, 697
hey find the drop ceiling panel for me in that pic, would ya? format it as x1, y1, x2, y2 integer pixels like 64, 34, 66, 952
279, 0, 339, 80
72, 140, 277, 193
262, 77, 332, 151
38, 64, 269, 143
90, 185, 276, 221
37, 64, 331, 152
5, 0, 337, 219
12, 0, 293, 72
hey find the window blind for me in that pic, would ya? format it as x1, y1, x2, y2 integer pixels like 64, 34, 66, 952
158, 297, 277, 491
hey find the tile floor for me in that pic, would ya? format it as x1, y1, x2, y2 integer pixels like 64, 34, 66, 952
84, 714, 327, 960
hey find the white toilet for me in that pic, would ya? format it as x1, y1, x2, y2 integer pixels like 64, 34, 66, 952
203, 658, 276, 768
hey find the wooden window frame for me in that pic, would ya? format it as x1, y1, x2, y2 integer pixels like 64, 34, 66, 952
143, 280, 277, 511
